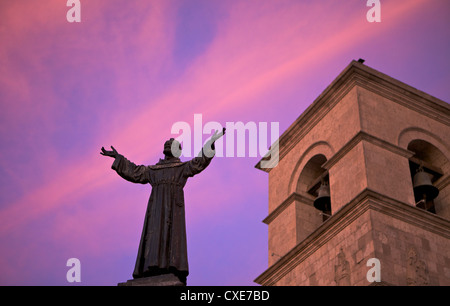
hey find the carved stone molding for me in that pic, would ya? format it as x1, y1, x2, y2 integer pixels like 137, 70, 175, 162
254, 188, 450, 286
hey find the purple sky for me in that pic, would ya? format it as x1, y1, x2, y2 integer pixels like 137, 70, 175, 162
0, 0, 449, 285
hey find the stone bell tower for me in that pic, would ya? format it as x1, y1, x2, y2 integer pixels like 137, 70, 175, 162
254, 60, 450, 286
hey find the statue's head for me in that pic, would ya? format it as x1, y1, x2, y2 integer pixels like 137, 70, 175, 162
163, 138, 182, 158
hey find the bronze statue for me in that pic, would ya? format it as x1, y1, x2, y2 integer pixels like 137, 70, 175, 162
101, 128, 225, 285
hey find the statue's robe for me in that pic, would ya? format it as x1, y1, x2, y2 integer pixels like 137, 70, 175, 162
111, 149, 213, 282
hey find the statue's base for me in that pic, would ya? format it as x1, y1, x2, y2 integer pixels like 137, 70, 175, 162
118, 273, 185, 286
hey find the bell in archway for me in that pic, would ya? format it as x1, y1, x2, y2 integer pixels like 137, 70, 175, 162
314, 181, 331, 212
413, 167, 439, 202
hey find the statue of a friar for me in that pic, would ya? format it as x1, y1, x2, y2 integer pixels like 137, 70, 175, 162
101, 128, 225, 285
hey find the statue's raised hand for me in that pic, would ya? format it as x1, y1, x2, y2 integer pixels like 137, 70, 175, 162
100, 146, 119, 158
202, 128, 226, 156
211, 127, 226, 142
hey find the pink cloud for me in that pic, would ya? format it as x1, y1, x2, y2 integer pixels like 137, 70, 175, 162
0, 0, 431, 237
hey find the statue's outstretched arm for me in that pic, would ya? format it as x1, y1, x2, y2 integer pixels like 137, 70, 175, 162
184, 128, 226, 178
101, 146, 150, 184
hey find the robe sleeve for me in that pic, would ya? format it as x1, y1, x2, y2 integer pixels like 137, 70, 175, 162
183, 145, 214, 178
111, 154, 151, 184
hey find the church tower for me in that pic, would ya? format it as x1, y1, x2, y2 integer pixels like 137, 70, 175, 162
254, 60, 450, 286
